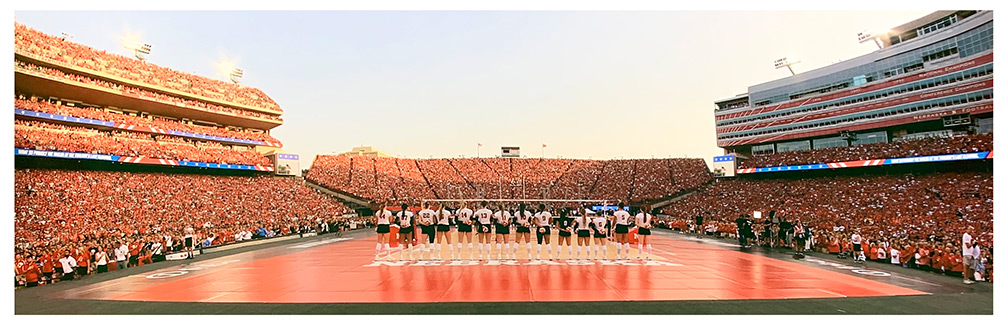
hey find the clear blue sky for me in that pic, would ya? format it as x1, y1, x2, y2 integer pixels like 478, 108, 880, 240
14, 10, 933, 168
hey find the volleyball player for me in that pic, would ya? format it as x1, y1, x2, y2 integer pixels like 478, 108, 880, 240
374, 203, 393, 260
635, 205, 654, 260
513, 204, 534, 260
416, 203, 437, 260
456, 202, 475, 260
396, 204, 415, 261
574, 206, 592, 260
555, 207, 574, 259
613, 202, 631, 260
534, 204, 553, 260
474, 201, 494, 261
493, 205, 512, 260
590, 211, 610, 260
435, 203, 454, 260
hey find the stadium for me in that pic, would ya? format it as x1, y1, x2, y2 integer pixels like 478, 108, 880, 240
12, 10, 994, 315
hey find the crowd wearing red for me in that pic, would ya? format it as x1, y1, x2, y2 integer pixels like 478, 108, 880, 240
306, 155, 712, 203
14, 169, 350, 285
15, 23, 282, 113
15, 97, 282, 145
16, 60, 282, 122
739, 133, 993, 169
16, 119, 272, 166
661, 172, 993, 280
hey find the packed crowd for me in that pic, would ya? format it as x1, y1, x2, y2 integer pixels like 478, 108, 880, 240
415, 159, 478, 199
306, 155, 712, 202
14, 169, 351, 286
739, 133, 993, 168
16, 60, 282, 122
15, 119, 272, 166
661, 172, 993, 280
15, 97, 282, 145
15, 23, 282, 112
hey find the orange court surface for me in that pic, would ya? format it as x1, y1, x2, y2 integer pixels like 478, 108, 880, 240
53, 231, 928, 304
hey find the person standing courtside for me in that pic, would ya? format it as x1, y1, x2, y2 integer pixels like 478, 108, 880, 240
962, 226, 975, 284
184, 225, 196, 259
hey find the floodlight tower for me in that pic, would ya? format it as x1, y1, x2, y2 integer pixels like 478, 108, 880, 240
774, 57, 800, 76
858, 31, 884, 50
134, 43, 152, 61
230, 68, 243, 84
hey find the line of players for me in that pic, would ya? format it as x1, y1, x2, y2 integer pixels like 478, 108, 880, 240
373, 201, 656, 262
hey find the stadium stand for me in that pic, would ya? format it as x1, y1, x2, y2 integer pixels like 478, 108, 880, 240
306, 155, 713, 202
15, 97, 282, 146
14, 169, 351, 283
15, 23, 282, 113
15, 120, 271, 166
661, 172, 993, 279
16, 60, 281, 122
738, 133, 993, 169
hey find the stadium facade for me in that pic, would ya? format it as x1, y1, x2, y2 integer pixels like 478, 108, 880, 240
14, 22, 288, 172
714, 11, 992, 171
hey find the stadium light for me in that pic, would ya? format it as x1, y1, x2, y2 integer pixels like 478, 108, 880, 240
230, 68, 243, 84
118, 30, 151, 61
774, 57, 800, 76
858, 31, 883, 50
60, 33, 73, 41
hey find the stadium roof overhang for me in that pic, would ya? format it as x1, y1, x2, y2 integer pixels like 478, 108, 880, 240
15, 69, 283, 131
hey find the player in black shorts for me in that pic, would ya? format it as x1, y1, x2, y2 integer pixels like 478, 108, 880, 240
635, 205, 654, 260
533, 204, 553, 260
513, 204, 533, 260
493, 205, 512, 260
590, 211, 610, 260
435, 203, 453, 260
455, 202, 475, 260
474, 201, 494, 260
396, 203, 415, 261
554, 207, 574, 259
574, 206, 592, 260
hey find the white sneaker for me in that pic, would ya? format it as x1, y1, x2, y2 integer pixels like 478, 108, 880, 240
964, 279, 975, 284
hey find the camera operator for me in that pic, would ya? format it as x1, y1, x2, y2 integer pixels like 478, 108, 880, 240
735, 214, 747, 248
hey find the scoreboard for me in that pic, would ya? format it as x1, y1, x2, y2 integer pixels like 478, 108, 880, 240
713, 155, 736, 177
502, 146, 520, 158
274, 153, 300, 176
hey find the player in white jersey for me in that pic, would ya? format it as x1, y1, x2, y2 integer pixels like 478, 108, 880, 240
374, 204, 393, 260
533, 204, 553, 260
513, 204, 534, 260
473, 201, 494, 261
435, 203, 454, 260
590, 212, 610, 260
416, 203, 438, 260
395, 204, 415, 261
574, 206, 592, 260
612, 202, 632, 259
455, 202, 475, 260
851, 230, 865, 263
493, 206, 513, 260
635, 206, 654, 260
